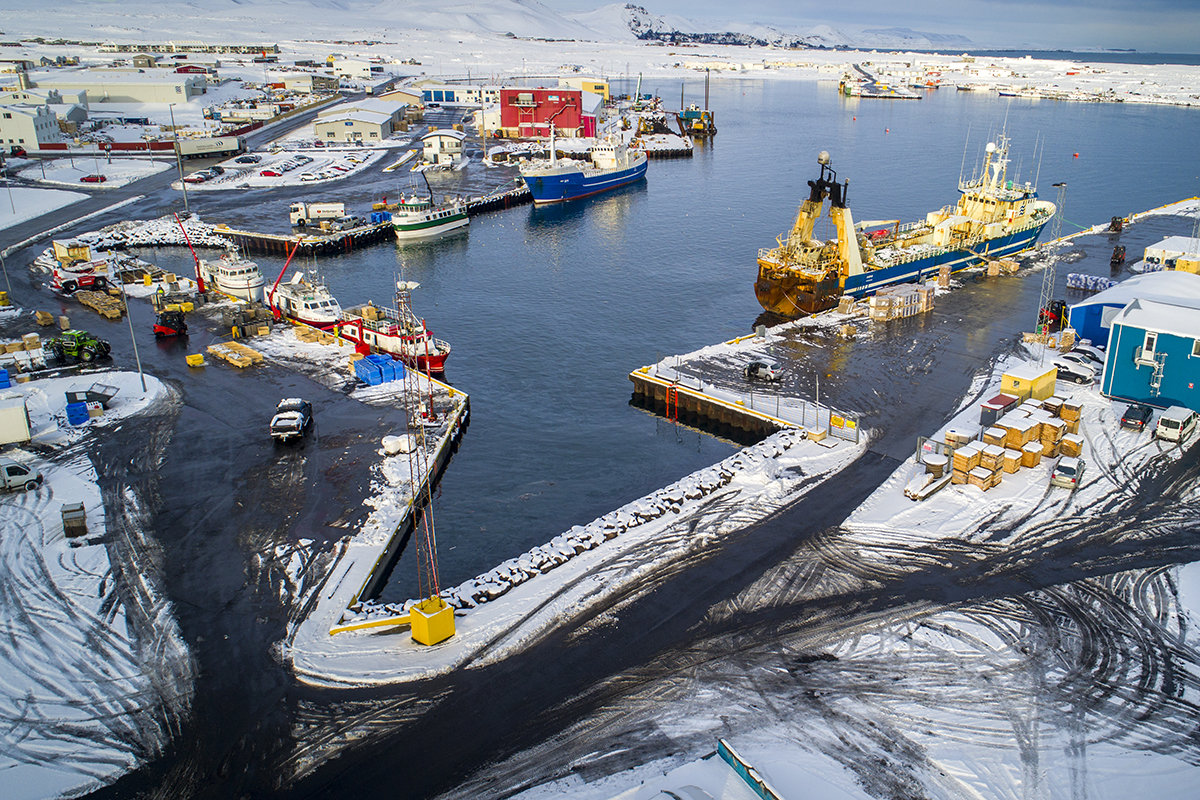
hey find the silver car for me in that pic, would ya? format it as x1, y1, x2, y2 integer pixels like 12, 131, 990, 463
1050, 456, 1084, 489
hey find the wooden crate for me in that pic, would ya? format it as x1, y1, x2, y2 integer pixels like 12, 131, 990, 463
968, 466, 995, 490
1003, 417, 1038, 449
952, 443, 982, 473
1042, 396, 1065, 417
1022, 441, 1044, 467
951, 468, 969, 485
1064, 418, 1080, 435
982, 427, 1007, 447
979, 444, 1005, 471
1060, 433, 1084, 458
1003, 448, 1023, 474
1040, 440, 1060, 459
1040, 418, 1066, 443
944, 428, 977, 448
1061, 400, 1082, 422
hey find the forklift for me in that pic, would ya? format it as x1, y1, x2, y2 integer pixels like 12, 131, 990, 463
153, 307, 188, 338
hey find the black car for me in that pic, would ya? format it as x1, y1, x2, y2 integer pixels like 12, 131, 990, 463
1120, 403, 1153, 431
270, 398, 313, 442
235, 154, 262, 164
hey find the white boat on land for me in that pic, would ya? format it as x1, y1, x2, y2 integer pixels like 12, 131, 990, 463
270, 272, 342, 328
199, 251, 265, 303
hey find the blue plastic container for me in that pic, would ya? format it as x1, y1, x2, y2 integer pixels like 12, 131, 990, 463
66, 401, 90, 426
0, 368, 9, 389
364, 353, 396, 382
354, 359, 383, 386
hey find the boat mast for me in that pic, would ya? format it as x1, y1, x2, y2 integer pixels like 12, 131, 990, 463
397, 277, 442, 605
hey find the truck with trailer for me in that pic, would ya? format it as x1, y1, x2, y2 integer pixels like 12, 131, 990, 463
175, 136, 246, 159
289, 202, 346, 227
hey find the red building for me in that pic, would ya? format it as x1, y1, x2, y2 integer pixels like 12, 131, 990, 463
498, 87, 596, 138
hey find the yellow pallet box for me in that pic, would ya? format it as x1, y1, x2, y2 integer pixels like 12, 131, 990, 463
409, 596, 455, 646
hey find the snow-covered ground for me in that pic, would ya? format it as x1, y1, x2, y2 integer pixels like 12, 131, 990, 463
0, 185, 89, 232
0, 370, 194, 800
175, 146, 389, 191
502, 342, 1200, 800
16, 157, 174, 189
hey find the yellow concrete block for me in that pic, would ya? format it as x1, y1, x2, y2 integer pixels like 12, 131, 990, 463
180, 302, 194, 312
185, 354, 205, 367
144, 274, 153, 286
410, 596, 455, 646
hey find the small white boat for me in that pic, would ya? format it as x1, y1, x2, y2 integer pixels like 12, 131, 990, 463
199, 251, 266, 303
270, 272, 342, 328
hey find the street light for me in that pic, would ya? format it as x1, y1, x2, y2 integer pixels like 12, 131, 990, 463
169, 103, 189, 214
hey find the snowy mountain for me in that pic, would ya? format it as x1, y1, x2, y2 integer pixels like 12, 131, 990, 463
2, 0, 602, 42
857, 27, 974, 49
563, 5, 971, 50
4, 0, 973, 50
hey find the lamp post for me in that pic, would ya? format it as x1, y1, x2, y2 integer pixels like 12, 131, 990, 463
169, 103, 189, 214
118, 277, 147, 392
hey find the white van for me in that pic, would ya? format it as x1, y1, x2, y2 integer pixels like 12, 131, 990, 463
1155, 406, 1198, 442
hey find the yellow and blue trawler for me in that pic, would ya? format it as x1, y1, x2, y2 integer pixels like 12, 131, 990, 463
755, 135, 1056, 317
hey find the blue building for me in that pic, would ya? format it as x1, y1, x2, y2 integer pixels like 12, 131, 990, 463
1101, 297, 1200, 411
1069, 271, 1200, 348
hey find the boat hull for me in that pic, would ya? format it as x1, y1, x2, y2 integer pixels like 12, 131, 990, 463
755, 221, 1048, 317
522, 156, 647, 205
392, 212, 469, 241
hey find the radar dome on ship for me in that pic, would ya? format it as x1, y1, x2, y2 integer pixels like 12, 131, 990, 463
818, 151, 831, 165
986, 142, 996, 153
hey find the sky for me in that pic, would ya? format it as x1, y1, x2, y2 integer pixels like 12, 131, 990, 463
542, 0, 1200, 53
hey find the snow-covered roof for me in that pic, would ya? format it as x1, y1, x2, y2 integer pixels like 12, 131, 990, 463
1145, 236, 1200, 258
1069, 270, 1200, 310
421, 128, 466, 142
1114, 297, 1200, 338
314, 110, 390, 125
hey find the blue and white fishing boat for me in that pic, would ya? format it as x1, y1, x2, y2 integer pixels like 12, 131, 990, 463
755, 133, 1055, 316
519, 127, 647, 205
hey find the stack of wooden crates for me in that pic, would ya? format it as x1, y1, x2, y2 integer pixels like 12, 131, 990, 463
945, 395, 1083, 490
867, 284, 936, 322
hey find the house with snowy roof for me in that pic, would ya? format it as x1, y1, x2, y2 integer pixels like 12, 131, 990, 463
420, 128, 465, 166
1100, 296, 1200, 412
1068, 271, 1200, 347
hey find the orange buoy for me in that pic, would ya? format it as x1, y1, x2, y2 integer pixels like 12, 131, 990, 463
885, 127, 890, 133
1073, 152, 1079, 158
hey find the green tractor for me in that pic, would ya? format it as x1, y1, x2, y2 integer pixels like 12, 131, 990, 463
46, 329, 112, 363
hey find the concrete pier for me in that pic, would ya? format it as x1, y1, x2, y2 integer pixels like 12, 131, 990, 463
629, 367, 794, 438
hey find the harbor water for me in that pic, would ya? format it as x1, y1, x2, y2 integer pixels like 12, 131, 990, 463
143, 78, 1200, 604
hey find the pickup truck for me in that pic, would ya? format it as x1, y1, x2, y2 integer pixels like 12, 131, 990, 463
1, 456, 44, 492
270, 398, 313, 443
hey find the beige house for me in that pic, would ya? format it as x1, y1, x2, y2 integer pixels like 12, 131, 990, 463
36, 71, 206, 103
314, 109, 392, 142
0, 104, 62, 148
283, 73, 339, 94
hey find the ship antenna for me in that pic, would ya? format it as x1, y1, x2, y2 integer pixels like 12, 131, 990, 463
1034, 132, 1044, 190
959, 124, 971, 188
